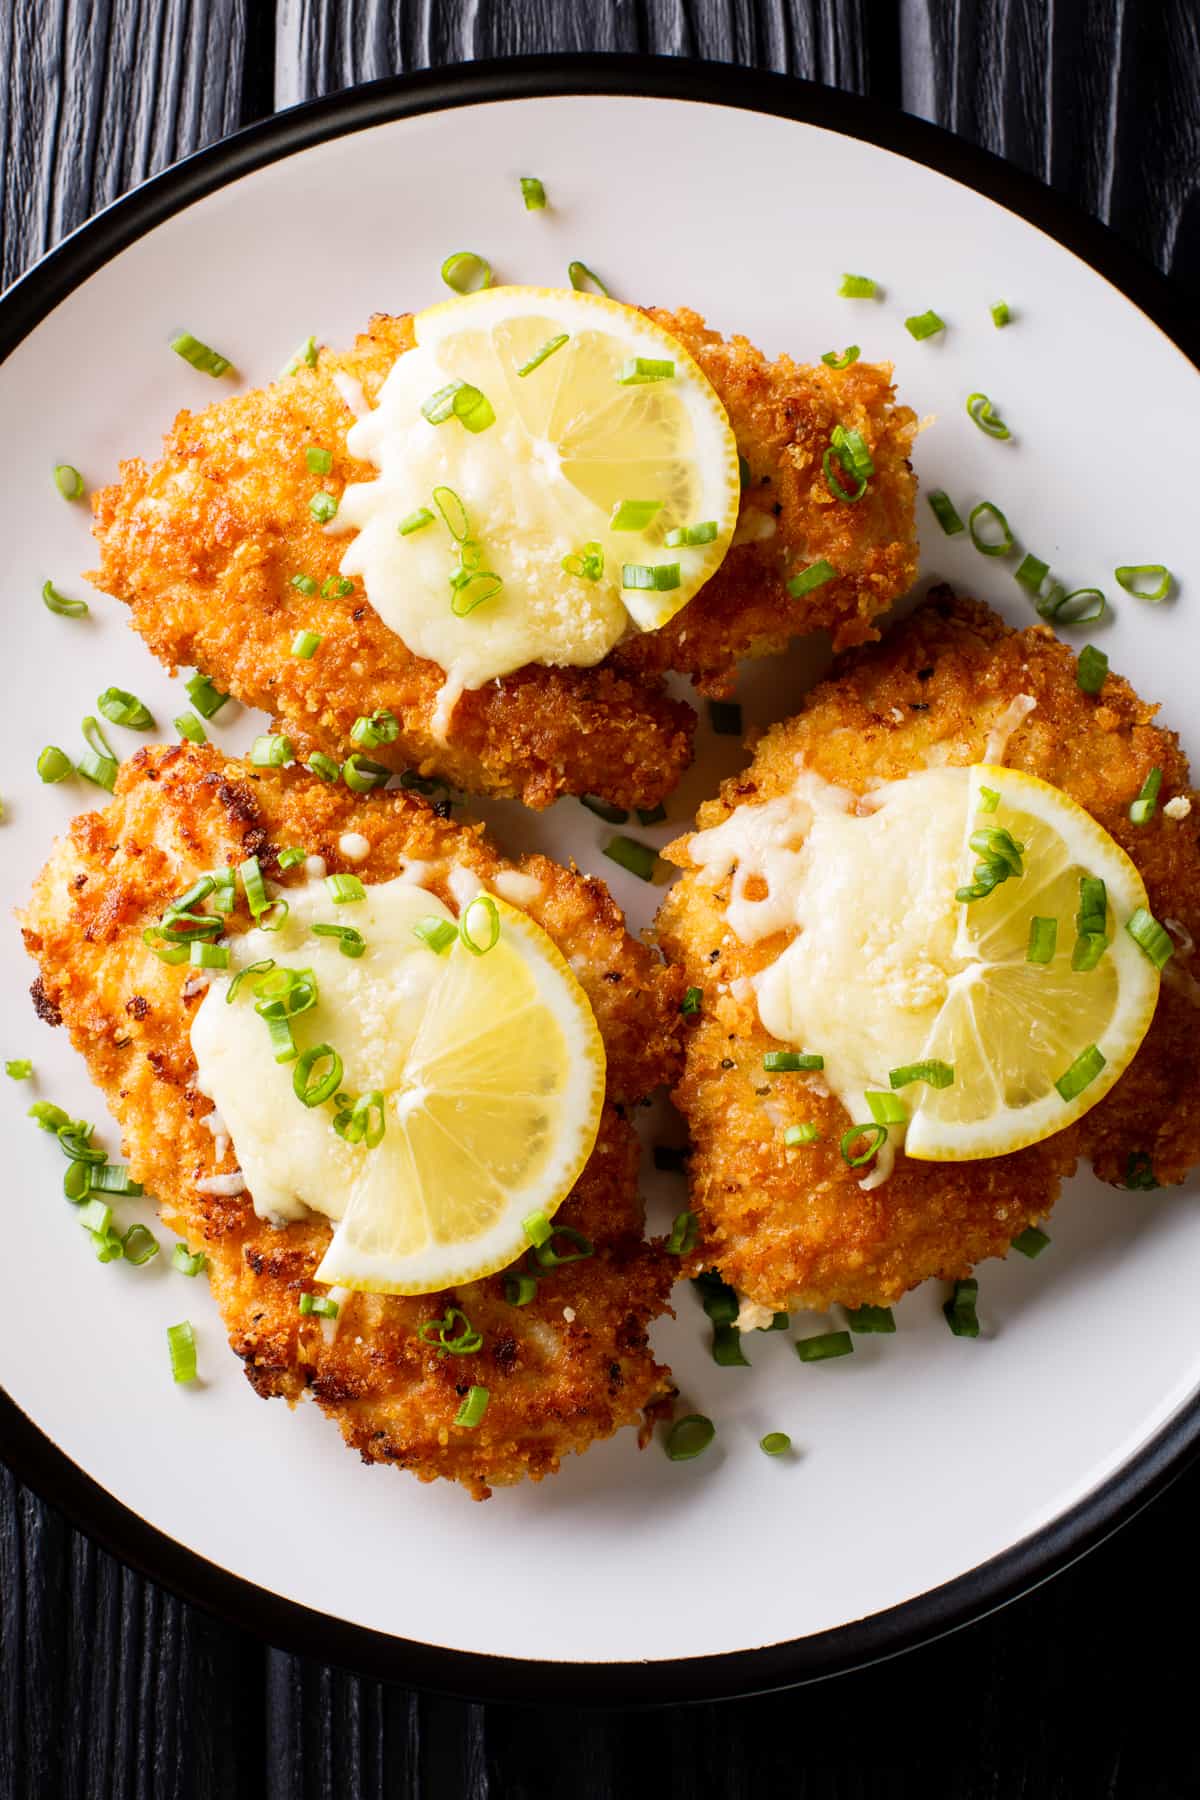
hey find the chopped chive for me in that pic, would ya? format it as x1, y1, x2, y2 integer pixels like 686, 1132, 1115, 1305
603, 835, 658, 881
311, 923, 365, 961
1072, 931, 1108, 972
905, 310, 945, 340
617, 357, 675, 385
533, 1225, 594, 1269
1124, 1152, 1159, 1191
522, 1210, 552, 1249
440, 251, 493, 294
823, 444, 867, 504
398, 507, 434, 535
309, 491, 338, 523
305, 446, 333, 475
519, 176, 547, 210
76, 716, 118, 791
516, 333, 569, 377
167, 1320, 198, 1382
865, 1090, 907, 1125
307, 751, 341, 783
41, 579, 88, 618
1039, 587, 1107, 626
189, 942, 229, 969
412, 917, 458, 954
1011, 1226, 1050, 1259
422, 380, 464, 425
121, 1223, 159, 1266
173, 1242, 208, 1277
839, 1123, 888, 1168
454, 1385, 490, 1427
838, 274, 877, 298
966, 392, 1011, 440
281, 335, 319, 376
293, 1043, 343, 1107
712, 1322, 750, 1367
681, 986, 702, 1017
968, 501, 1014, 556
580, 795, 629, 825
693, 1271, 738, 1327
943, 1278, 980, 1338
250, 733, 293, 767
449, 566, 503, 616
666, 1210, 699, 1255
784, 1123, 820, 1147
637, 803, 667, 826
927, 491, 965, 536
418, 1307, 483, 1355
291, 629, 321, 659
610, 499, 662, 531
459, 895, 501, 957
663, 521, 719, 547
991, 300, 1011, 327
567, 260, 609, 296
888, 1060, 954, 1090
763, 1051, 824, 1072
664, 1414, 715, 1460
5, 1060, 32, 1080
37, 745, 72, 783
342, 752, 390, 793
787, 559, 837, 597
622, 562, 681, 592
1115, 564, 1172, 602
795, 1331, 853, 1362
708, 700, 742, 736
170, 333, 231, 377
299, 1291, 340, 1318
291, 574, 317, 595
504, 1273, 538, 1306
1129, 767, 1163, 825
29, 1101, 71, 1132
1077, 645, 1108, 694
821, 346, 860, 368
185, 673, 229, 719
450, 384, 496, 434
77, 1198, 113, 1237
760, 1432, 791, 1456
1026, 916, 1058, 963
1015, 553, 1049, 593
320, 576, 353, 599
349, 708, 399, 750
54, 463, 85, 500
979, 786, 999, 811
846, 1304, 895, 1333
1126, 906, 1174, 970
561, 541, 605, 582
326, 873, 365, 904
1054, 1044, 1106, 1102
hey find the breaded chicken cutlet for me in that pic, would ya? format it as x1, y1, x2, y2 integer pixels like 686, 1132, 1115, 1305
21, 745, 684, 1499
90, 308, 918, 812
655, 590, 1200, 1313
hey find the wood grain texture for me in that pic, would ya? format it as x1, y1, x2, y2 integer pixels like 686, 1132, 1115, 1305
2, 3, 1200, 1796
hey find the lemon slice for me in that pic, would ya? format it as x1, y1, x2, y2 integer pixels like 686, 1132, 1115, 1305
904, 765, 1160, 1161
337, 287, 741, 727
312, 895, 606, 1293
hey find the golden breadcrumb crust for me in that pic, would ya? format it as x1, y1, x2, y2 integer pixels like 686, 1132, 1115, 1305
655, 590, 1200, 1311
21, 747, 685, 1498
90, 308, 917, 810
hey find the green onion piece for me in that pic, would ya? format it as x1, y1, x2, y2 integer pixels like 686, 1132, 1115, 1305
121, 1223, 160, 1266
250, 733, 294, 767
567, 260, 609, 296
839, 1123, 888, 1168
58, 1122, 105, 1164
290, 630, 321, 661
299, 1291, 340, 1318
1027, 916, 1058, 964
666, 1211, 700, 1256
37, 745, 73, 783
968, 501, 1014, 556
943, 1278, 980, 1338
763, 1051, 824, 1072
1124, 1152, 1159, 1191
440, 251, 493, 294
418, 1307, 483, 1355
622, 562, 681, 592
831, 424, 875, 481
927, 491, 965, 536
92, 1226, 125, 1263
787, 559, 837, 597
979, 786, 999, 811
796, 1331, 853, 1362
1077, 645, 1108, 694
888, 1059, 954, 1090
173, 1242, 208, 1277
617, 357, 675, 385
54, 463, 85, 500
663, 521, 719, 547
991, 300, 1011, 327
697, 702, 743, 747
326, 873, 365, 904
1041, 587, 1108, 626
519, 176, 547, 210
455, 1386, 490, 1428
449, 568, 503, 616
291, 576, 317, 597
451, 384, 496, 434
504, 1273, 538, 1306
603, 835, 658, 882
342, 752, 390, 793
1012, 1226, 1050, 1259
1126, 906, 1174, 970
533, 1225, 594, 1269
760, 1432, 791, 1456
905, 310, 945, 340
260, 1006, 296, 1063
562, 542, 605, 582
209, 866, 236, 913
311, 923, 365, 959
253, 968, 318, 1018
77, 1197, 113, 1236
422, 381, 464, 425
41, 579, 88, 618
77, 750, 118, 792
62, 1159, 90, 1201
5, 1059, 32, 1080
966, 392, 1011, 439
580, 795, 629, 825
167, 1320, 197, 1382
412, 917, 458, 955
309, 491, 338, 523
637, 803, 667, 826
398, 507, 435, 536
846, 1304, 896, 1333
171, 333, 231, 377
349, 709, 399, 750
321, 575, 353, 599
821, 345, 860, 368
654, 1146, 688, 1173
865, 1090, 907, 1125
838, 274, 877, 298
712, 1322, 749, 1367
1055, 1044, 1106, 1101
1115, 564, 1172, 602
293, 1043, 343, 1107
1072, 931, 1109, 973
681, 986, 702, 1017
523, 1210, 552, 1248
228, 958, 276, 1003
665, 1414, 715, 1460
1129, 767, 1163, 825
307, 752, 341, 783
822, 444, 867, 504
281, 335, 318, 376
610, 499, 662, 531
175, 712, 207, 744
784, 1123, 820, 1147
1015, 553, 1049, 593
460, 894, 501, 956
185, 673, 229, 719
240, 855, 268, 917
29, 1101, 71, 1132
189, 941, 229, 969
516, 333, 569, 377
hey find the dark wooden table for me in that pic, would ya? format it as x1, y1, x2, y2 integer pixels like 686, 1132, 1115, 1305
3, 5, 1199, 1796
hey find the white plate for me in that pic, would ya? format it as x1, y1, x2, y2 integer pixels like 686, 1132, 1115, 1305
2, 61, 1198, 1702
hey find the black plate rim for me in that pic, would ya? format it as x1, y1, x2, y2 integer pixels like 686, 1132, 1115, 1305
2, 52, 1198, 1707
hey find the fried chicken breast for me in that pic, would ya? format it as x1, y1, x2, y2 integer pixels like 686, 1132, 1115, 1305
90, 308, 918, 811
655, 591, 1200, 1313
21, 746, 685, 1498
